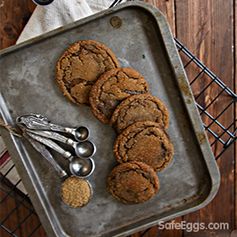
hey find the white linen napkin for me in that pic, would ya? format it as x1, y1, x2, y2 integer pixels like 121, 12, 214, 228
17, 0, 115, 43
0, 0, 125, 194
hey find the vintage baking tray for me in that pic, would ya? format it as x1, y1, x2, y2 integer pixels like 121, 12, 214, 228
0, 2, 220, 237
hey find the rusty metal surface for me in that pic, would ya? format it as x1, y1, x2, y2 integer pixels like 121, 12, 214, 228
0, 2, 220, 237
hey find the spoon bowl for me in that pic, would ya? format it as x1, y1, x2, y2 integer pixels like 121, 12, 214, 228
75, 140, 96, 158
69, 157, 95, 178
74, 126, 89, 142
32, 0, 54, 5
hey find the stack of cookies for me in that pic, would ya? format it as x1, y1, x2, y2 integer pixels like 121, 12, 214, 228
56, 40, 174, 205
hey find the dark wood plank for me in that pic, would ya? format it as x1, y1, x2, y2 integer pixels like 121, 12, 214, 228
176, 0, 235, 236
0, 182, 47, 237
15, 199, 47, 237
235, 0, 237, 231
0, 189, 21, 236
0, 0, 35, 49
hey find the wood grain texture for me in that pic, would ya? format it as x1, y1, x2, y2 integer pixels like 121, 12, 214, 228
0, 190, 21, 236
235, 0, 237, 231
0, 184, 47, 237
0, 0, 35, 48
176, 0, 235, 236
0, 0, 236, 237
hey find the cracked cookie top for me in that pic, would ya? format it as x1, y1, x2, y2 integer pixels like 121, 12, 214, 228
89, 68, 149, 124
114, 121, 174, 171
107, 161, 159, 204
110, 94, 169, 133
56, 40, 119, 105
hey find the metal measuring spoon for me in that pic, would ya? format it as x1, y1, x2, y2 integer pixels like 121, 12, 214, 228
69, 157, 95, 178
16, 114, 89, 142
32, 0, 54, 5
24, 133, 67, 178
24, 133, 93, 208
26, 132, 95, 178
26, 130, 96, 159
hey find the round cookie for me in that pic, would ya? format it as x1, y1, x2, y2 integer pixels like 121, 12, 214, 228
56, 40, 119, 105
61, 176, 92, 208
89, 68, 149, 124
107, 161, 159, 204
111, 94, 169, 133
114, 121, 174, 171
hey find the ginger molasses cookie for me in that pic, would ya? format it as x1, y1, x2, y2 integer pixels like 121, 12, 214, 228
107, 161, 159, 204
111, 94, 169, 133
61, 176, 92, 208
114, 121, 174, 171
89, 68, 149, 124
56, 40, 119, 105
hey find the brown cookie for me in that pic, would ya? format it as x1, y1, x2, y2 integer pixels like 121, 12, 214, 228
114, 121, 174, 171
61, 176, 92, 208
56, 40, 119, 105
110, 94, 169, 133
89, 68, 149, 124
107, 161, 159, 204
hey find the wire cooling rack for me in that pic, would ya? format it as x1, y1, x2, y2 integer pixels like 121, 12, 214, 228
0, 0, 236, 236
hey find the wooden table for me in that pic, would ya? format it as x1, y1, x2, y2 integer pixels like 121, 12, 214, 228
0, 0, 236, 236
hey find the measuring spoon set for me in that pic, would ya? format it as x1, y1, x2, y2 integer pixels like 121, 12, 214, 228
16, 114, 96, 179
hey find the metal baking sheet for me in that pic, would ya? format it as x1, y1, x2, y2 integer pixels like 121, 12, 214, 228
0, 2, 220, 237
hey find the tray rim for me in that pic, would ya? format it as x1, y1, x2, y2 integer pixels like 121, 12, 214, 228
0, 2, 220, 237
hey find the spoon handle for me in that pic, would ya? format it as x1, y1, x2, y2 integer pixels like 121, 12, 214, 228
45, 120, 74, 134
26, 132, 72, 159
17, 115, 67, 132
24, 133, 67, 178
16, 114, 77, 136
27, 130, 75, 146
